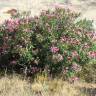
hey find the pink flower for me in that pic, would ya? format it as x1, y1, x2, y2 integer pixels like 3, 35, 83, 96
67, 56, 72, 61
10, 60, 17, 65
88, 51, 96, 59
69, 77, 79, 83
60, 36, 67, 42
92, 32, 96, 41
23, 18, 31, 24
71, 63, 81, 72
71, 39, 80, 45
6, 19, 20, 32
63, 67, 69, 74
31, 67, 39, 74
23, 28, 31, 32
58, 54, 63, 61
72, 51, 78, 58
83, 43, 90, 49
52, 54, 63, 63
60, 36, 80, 45
75, 29, 82, 36
50, 46, 59, 53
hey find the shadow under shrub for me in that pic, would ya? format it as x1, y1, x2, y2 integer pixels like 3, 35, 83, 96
0, 8, 95, 79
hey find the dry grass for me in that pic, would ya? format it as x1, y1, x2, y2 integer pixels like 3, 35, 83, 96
0, 75, 90, 96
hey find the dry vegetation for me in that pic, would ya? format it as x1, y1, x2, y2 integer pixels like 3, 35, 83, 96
0, 75, 96, 96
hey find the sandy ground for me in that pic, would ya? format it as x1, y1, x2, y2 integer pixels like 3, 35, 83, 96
0, 0, 53, 23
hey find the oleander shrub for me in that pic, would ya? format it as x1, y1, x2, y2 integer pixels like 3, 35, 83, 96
0, 8, 95, 79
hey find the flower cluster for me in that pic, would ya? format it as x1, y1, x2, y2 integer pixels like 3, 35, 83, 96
88, 51, 96, 59
63, 67, 69, 74
60, 36, 80, 45
71, 63, 82, 72
5, 19, 20, 32
10, 60, 17, 65
69, 76, 79, 83
30, 67, 40, 74
50, 46, 59, 53
52, 54, 63, 63
71, 51, 79, 58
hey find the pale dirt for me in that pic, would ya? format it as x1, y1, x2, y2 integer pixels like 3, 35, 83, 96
0, 0, 96, 29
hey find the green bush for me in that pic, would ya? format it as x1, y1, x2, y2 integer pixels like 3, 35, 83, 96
0, 8, 95, 78
78, 60, 96, 83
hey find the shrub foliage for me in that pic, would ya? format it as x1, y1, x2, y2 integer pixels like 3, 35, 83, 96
0, 8, 95, 78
